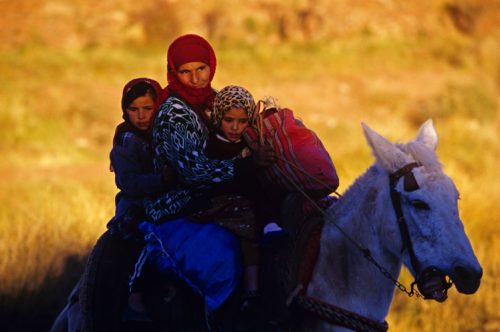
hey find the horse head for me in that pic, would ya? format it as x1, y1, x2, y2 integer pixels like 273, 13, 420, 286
362, 119, 482, 301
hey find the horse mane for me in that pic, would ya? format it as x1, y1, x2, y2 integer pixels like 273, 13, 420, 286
396, 140, 443, 173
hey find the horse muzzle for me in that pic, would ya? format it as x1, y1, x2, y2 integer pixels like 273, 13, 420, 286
450, 263, 483, 295
416, 263, 483, 302
415, 267, 453, 303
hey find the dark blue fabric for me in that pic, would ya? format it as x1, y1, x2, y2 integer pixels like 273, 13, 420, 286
139, 218, 244, 312
110, 131, 164, 219
108, 131, 165, 239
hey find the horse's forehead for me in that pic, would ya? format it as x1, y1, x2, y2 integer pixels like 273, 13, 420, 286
411, 168, 458, 197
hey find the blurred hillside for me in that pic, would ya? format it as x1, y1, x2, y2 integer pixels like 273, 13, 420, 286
1, 1, 500, 331
1, 0, 499, 171
2, 0, 500, 49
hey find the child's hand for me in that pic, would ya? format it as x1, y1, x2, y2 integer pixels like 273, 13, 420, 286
161, 167, 178, 189
252, 145, 275, 167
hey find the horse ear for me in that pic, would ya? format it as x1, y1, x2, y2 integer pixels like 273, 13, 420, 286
415, 119, 439, 151
362, 123, 411, 172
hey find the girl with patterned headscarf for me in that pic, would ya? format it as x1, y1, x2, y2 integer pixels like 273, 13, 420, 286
205, 85, 256, 159
207, 85, 288, 240
203, 85, 291, 323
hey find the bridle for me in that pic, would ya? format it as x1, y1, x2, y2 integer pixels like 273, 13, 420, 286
388, 162, 453, 302
388, 162, 422, 275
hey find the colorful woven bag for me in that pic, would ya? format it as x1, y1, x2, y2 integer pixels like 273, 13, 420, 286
242, 100, 339, 198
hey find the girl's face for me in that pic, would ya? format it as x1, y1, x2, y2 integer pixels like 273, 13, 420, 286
220, 108, 249, 142
176, 62, 211, 88
126, 94, 155, 131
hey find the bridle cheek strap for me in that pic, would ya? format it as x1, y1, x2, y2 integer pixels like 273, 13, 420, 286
388, 162, 421, 275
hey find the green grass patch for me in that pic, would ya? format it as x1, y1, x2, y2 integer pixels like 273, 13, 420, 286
411, 83, 498, 125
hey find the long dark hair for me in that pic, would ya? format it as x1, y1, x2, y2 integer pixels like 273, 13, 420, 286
122, 82, 158, 123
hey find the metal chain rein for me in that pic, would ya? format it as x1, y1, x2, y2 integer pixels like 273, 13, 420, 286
272, 164, 425, 299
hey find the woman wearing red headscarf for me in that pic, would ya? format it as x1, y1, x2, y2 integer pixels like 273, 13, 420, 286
144, 34, 274, 223
141, 35, 278, 330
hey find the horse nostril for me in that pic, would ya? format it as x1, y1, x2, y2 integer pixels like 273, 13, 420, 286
454, 265, 473, 280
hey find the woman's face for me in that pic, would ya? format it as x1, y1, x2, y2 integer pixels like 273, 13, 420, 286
126, 94, 155, 131
220, 108, 249, 142
176, 62, 211, 88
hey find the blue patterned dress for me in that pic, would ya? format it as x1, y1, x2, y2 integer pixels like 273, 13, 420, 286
144, 95, 249, 223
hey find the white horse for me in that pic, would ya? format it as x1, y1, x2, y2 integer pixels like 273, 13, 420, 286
51, 119, 482, 332
298, 119, 482, 331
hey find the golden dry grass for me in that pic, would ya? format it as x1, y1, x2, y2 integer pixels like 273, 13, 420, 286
1, 1, 500, 330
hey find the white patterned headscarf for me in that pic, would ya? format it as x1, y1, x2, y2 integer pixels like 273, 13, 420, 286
211, 85, 256, 131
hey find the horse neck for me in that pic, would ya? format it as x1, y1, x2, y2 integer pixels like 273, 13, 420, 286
308, 165, 403, 324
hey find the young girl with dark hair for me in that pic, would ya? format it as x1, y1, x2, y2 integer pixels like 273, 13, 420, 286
108, 78, 177, 321
108, 78, 176, 240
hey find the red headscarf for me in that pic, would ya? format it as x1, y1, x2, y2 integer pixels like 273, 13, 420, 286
158, 34, 217, 124
112, 77, 163, 146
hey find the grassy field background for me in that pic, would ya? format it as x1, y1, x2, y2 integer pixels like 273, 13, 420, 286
1, 1, 499, 331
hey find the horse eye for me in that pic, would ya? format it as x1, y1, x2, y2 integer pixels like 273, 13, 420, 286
411, 200, 430, 210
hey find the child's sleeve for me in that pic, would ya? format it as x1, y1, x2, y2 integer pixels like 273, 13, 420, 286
153, 99, 241, 190
110, 136, 165, 197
